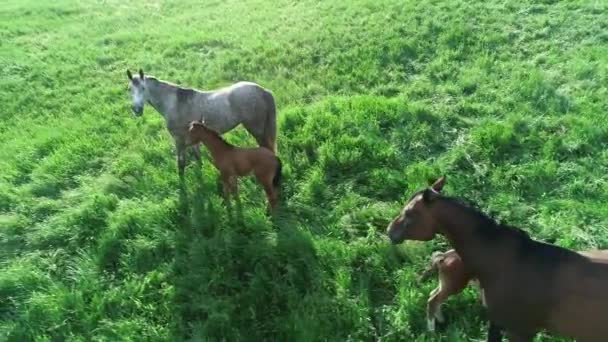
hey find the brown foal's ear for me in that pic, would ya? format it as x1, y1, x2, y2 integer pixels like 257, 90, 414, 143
127, 69, 133, 80
139, 69, 144, 79
431, 176, 446, 192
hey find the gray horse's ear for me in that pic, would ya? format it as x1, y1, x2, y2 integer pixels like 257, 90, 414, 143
139, 69, 144, 79
127, 69, 133, 80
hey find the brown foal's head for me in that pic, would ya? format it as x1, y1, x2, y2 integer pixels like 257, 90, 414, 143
188, 120, 219, 143
386, 176, 446, 244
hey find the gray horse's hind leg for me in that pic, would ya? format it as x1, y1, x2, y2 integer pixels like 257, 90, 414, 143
176, 140, 187, 176
242, 123, 267, 149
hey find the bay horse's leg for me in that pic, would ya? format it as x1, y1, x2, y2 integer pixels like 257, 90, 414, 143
221, 173, 232, 200
505, 331, 534, 342
487, 322, 503, 342
230, 177, 239, 197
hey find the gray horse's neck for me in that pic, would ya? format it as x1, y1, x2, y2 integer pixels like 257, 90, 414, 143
144, 78, 171, 119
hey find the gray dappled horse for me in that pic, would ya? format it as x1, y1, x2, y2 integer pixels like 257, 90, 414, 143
126, 69, 277, 176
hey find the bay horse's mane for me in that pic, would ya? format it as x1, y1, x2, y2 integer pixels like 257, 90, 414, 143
414, 189, 531, 242
444, 195, 531, 241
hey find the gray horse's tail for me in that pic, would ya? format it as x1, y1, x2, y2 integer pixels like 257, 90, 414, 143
262, 90, 278, 153
272, 157, 282, 189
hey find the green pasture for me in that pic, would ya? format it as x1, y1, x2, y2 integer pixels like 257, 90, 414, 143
1, 0, 607, 340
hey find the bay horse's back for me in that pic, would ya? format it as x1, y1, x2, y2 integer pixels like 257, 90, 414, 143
228, 82, 278, 153
546, 256, 608, 340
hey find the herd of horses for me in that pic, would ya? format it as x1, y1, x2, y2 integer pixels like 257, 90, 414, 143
126, 70, 608, 341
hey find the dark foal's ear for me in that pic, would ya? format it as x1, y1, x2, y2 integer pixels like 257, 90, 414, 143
127, 69, 133, 80
430, 176, 446, 193
139, 69, 144, 79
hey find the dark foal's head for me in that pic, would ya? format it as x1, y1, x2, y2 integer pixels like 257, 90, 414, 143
386, 176, 446, 244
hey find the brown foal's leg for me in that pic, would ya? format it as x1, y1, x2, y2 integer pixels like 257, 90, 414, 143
260, 177, 276, 213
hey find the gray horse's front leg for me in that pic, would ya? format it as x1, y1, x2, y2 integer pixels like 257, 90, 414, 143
176, 141, 187, 176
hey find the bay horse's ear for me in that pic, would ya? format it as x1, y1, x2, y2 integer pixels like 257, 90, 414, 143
139, 69, 144, 79
422, 189, 439, 203
127, 69, 133, 80
430, 176, 446, 193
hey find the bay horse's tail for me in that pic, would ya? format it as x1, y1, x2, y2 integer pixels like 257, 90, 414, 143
262, 90, 278, 153
272, 157, 282, 189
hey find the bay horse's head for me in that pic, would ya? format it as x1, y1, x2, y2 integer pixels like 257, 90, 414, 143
386, 176, 446, 244
126, 69, 146, 117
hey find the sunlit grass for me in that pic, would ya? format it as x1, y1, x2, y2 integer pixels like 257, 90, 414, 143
1, 0, 607, 340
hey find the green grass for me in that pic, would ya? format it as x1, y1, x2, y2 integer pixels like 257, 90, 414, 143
1, 0, 608, 340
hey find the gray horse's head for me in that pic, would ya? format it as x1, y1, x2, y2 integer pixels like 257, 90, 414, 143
126, 69, 146, 117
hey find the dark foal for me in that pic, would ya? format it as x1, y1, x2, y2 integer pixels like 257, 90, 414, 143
418, 249, 502, 341
387, 176, 608, 342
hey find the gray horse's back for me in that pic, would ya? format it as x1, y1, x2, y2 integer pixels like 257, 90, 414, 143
219, 81, 277, 151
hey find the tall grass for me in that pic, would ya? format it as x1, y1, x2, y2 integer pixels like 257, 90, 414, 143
1, 0, 607, 340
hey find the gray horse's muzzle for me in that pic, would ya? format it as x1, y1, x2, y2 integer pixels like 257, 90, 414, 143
132, 105, 143, 116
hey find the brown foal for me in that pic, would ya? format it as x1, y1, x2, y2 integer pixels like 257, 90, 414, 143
387, 176, 608, 342
187, 121, 282, 211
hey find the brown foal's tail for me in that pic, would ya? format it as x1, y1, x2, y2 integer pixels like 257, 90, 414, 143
272, 157, 282, 189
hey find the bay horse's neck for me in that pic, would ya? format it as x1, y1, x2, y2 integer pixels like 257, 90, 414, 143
433, 199, 500, 280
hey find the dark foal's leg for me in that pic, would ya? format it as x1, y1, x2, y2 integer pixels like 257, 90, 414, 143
487, 322, 503, 342
427, 287, 448, 332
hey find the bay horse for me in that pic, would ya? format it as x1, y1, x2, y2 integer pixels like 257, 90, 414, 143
126, 69, 277, 176
187, 120, 282, 212
387, 176, 608, 341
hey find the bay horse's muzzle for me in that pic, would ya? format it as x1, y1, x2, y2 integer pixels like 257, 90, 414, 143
387, 221, 406, 244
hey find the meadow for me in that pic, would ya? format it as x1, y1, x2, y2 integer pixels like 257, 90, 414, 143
1, 0, 608, 340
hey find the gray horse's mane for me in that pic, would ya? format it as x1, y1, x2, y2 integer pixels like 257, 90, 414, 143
145, 76, 198, 93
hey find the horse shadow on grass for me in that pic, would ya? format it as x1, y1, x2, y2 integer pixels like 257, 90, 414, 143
171, 164, 324, 341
